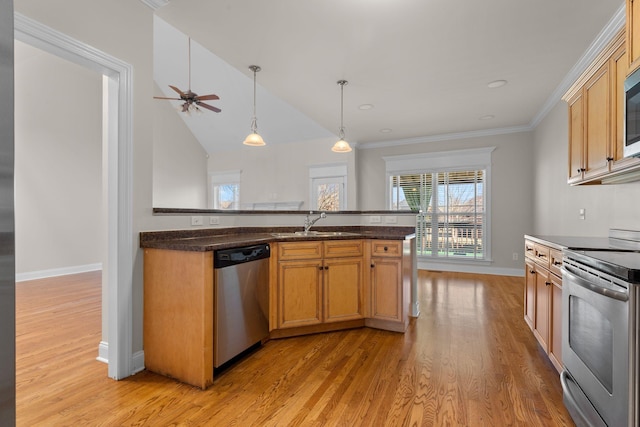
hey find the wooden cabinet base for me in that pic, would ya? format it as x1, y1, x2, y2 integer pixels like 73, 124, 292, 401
269, 319, 365, 339
365, 317, 409, 333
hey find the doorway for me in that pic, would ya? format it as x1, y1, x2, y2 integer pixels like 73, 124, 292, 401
14, 13, 134, 380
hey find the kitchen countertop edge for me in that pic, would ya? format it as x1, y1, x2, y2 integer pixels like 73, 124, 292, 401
141, 226, 416, 252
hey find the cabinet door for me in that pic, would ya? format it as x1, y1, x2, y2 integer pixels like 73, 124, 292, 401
324, 257, 363, 322
533, 266, 551, 353
567, 91, 585, 184
277, 260, 323, 328
583, 63, 611, 181
628, 0, 640, 73
524, 259, 536, 331
548, 274, 563, 373
370, 257, 402, 322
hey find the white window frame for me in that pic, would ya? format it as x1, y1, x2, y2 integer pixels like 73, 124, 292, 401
384, 147, 494, 262
309, 163, 347, 211
208, 170, 241, 210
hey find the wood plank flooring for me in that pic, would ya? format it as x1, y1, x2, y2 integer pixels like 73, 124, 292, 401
16, 270, 575, 426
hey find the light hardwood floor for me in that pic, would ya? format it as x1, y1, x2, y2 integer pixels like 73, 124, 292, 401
16, 270, 574, 426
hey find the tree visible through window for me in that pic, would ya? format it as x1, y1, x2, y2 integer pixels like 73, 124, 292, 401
390, 170, 485, 259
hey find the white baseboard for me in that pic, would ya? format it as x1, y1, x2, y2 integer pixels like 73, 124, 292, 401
96, 341, 145, 375
97, 341, 109, 364
418, 262, 523, 277
16, 263, 102, 282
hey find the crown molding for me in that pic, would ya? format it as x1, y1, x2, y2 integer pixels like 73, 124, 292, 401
530, 2, 625, 129
361, 3, 626, 151
358, 125, 532, 150
139, 0, 169, 11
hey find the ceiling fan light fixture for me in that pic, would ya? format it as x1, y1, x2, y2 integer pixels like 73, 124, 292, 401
243, 65, 266, 147
333, 80, 352, 153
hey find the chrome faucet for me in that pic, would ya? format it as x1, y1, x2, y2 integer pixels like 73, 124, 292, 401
304, 212, 326, 232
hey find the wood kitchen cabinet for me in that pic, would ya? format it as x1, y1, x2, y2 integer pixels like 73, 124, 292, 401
143, 248, 214, 389
523, 238, 563, 373
628, 0, 640, 74
564, 29, 640, 184
273, 240, 364, 332
366, 240, 410, 332
564, 29, 627, 184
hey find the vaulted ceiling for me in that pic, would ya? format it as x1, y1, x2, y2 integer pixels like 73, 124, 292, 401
153, 0, 624, 153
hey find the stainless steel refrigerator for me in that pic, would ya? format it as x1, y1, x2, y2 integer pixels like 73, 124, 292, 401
0, 0, 16, 424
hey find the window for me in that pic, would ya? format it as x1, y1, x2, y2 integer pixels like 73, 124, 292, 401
385, 148, 493, 261
309, 164, 347, 211
209, 170, 240, 209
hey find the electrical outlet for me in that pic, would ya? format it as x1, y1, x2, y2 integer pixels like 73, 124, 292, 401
385, 216, 398, 224
370, 215, 381, 223
209, 216, 220, 225
191, 216, 203, 226
512, 252, 519, 261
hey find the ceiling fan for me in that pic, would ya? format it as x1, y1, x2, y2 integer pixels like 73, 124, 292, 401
154, 37, 221, 114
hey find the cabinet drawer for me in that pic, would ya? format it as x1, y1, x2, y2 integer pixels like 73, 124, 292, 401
525, 240, 536, 260
324, 240, 363, 258
533, 243, 550, 268
277, 241, 323, 261
549, 249, 563, 277
371, 240, 402, 257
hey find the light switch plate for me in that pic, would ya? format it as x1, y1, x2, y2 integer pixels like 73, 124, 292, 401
191, 216, 203, 226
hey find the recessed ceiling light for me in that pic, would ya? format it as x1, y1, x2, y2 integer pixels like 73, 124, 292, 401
479, 115, 495, 120
359, 104, 374, 110
487, 80, 507, 88
380, 128, 392, 133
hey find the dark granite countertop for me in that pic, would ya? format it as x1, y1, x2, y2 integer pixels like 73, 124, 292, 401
141, 226, 416, 252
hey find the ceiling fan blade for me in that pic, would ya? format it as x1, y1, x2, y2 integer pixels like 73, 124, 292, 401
196, 101, 221, 113
169, 85, 186, 97
195, 94, 220, 101
154, 96, 182, 100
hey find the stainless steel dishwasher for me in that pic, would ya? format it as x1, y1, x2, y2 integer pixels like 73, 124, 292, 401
213, 243, 270, 368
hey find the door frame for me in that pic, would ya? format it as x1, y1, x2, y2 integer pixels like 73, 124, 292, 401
14, 13, 134, 380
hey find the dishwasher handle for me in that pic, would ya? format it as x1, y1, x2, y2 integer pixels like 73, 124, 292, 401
214, 243, 270, 268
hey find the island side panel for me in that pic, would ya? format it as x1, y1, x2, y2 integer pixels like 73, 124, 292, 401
143, 248, 214, 389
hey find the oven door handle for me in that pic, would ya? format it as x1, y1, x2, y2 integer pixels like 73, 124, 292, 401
562, 265, 628, 302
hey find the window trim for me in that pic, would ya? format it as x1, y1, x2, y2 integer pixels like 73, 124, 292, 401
309, 163, 348, 210
384, 147, 494, 262
208, 169, 241, 209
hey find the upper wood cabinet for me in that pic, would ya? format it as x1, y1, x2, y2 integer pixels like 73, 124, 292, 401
564, 29, 630, 184
628, 0, 640, 73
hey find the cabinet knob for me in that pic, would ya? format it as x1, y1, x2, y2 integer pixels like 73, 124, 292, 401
529, 270, 535, 274
383, 246, 388, 251
606, 157, 614, 162
545, 281, 551, 286
371, 263, 375, 268
318, 266, 323, 271
324, 266, 329, 270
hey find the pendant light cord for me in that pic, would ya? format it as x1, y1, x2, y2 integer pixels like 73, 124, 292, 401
250, 65, 260, 133
338, 80, 348, 140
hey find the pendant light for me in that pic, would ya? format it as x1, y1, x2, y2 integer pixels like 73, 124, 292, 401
332, 80, 352, 153
243, 65, 266, 146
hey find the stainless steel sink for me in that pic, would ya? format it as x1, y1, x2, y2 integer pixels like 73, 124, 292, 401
271, 231, 360, 238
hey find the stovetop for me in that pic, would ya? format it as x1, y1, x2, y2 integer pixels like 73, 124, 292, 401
562, 229, 640, 284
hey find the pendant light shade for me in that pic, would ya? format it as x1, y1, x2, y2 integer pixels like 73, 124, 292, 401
243, 65, 266, 146
332, 80, 352, 153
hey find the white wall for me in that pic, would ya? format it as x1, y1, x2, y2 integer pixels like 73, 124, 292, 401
533, 101, 640, 235
207, 137, 357, 210
358, 132, 535, 275
153, 83, 208, 209
14, 41, 103, 276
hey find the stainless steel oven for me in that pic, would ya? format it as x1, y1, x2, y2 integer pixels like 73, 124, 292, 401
561, 255, 633, 427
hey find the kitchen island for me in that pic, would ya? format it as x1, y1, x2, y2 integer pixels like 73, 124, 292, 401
141, 226, 416, 389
